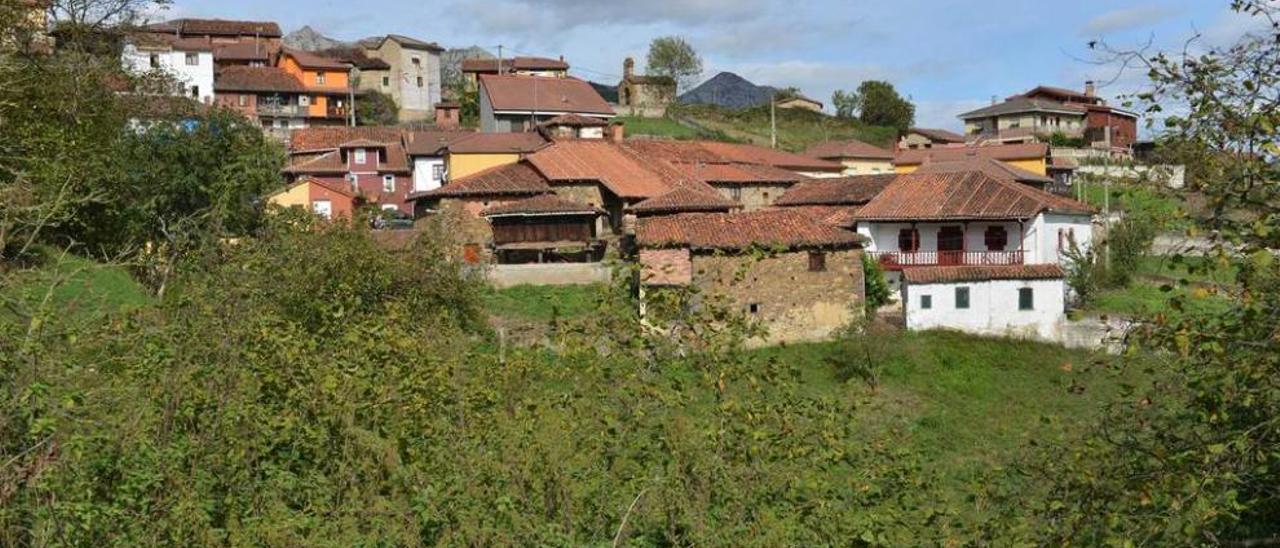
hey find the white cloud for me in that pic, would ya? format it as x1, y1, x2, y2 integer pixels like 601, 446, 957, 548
1081, 5, 1180, 36
914, 99, 986, 132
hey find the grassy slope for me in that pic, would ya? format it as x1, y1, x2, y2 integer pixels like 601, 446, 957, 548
1086, 255, 1234, 317
1, 252, 151, 326
669, 104, 899, 152
482, 284, 605, 323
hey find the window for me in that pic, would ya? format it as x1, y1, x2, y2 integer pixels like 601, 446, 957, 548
316, 72, 326, 85
1018, 287, 1034, 310
748, 303, 760, 314
352, 149, 366, 164
383, 175, 395, 192
897, 228, 920, 252
955, 287, 970, 309
417, 76, 424, 88
920, 295, 932, 310
345, 172, 357, 184
984, 225, 1008, 250
149, 53, 160, 68
190, 85, 200, 98
382, 76, 390, 87
185, 52, 198, 65
431, 164, 445, 182
729, 187, 742, 201
238, 94, 248, 107
808, 251, 827, 272
411, 56, 421, 66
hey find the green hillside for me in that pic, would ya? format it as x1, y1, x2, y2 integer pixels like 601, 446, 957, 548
632, 104, 898, 152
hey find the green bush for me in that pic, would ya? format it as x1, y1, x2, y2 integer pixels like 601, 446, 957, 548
862, 253, 893, 312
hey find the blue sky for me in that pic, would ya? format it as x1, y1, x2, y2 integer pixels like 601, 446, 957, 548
162, 0, 1266, 130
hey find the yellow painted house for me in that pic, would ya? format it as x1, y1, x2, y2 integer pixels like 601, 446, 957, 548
444, 132, 548, 179
893, 142, 1050, 176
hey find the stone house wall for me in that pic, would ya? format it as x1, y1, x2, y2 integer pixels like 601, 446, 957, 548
687, 248, 865, 344
711, 183, 794, 211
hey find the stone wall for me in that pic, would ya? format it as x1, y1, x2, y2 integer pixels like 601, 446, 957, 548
488, 263, 612, 288
688, 248, 865, 344
711, 183, 794, 211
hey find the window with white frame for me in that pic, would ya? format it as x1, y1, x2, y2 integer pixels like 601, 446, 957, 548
354, 149, 367, 164
185, 52, 198, 65
383, 175, 395, 192
432, 164, 445, 181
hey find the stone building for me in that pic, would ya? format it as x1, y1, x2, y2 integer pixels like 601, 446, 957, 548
616, 57, 676, 117
357, 35, 444, 122
637, 209, 867, 344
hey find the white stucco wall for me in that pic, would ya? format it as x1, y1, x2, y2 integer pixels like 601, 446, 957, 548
904, 277, 1066, 340
857, 214, 1092, 265
121, 45, 214, 104
1025, 213, 1093, 264
412, 156, 446, 192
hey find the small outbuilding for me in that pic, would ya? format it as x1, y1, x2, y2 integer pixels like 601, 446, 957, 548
901, 264, 1067, 341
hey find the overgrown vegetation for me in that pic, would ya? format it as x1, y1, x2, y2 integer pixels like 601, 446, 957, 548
670, 103, 898, 151
862, 253, 893, 312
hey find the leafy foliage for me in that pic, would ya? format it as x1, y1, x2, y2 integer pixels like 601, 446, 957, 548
645, 36, 703, 92
844, 80, 915, 135
862, 253, 892, 312
355, 89, 398, 126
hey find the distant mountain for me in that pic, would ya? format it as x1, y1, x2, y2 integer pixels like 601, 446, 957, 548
283, 26, 347, 51
590, 81, 618, 103
679, 72, 773, 109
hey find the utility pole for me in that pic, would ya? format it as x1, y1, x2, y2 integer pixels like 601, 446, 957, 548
770, 91, 777, 149
497, 45, 503, 75
349, 68, 357, 127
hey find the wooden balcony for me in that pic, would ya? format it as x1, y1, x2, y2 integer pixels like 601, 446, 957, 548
870, 250, 1024, 270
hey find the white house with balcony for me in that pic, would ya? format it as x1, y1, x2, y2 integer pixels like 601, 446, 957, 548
121, 35, 215, 104
852, 170, 1095, 340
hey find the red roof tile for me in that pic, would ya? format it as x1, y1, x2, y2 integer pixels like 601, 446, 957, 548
902, 264, 1066, 284
540, 113, 611, 127
213, 42, 272, 61
289, 126, 404, 151
774, 174, 895, 206
894, 143, 1049, 166
697, 141, 844, 172
637, 209, 865, 251
446, 132, 548, 154
912, 157, 1054, 186
144, 18, 282, 38
783, 205, 862, 228
479, 74, 614, 116
409, 162, 551, 200
281, 47, 349, 70
282, 145, 410, 175
403, 129, 476, 156
907, 127, 966, 143
461, 56, 569, 73
527, 140, 670, 199
805, 139, 894, 160
854, 171, 1094, 221
214, 66, 304, 93
481, 194, 603, 217
629, 183, 737, 215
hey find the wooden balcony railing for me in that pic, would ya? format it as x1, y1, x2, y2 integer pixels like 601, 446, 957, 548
870, 250, 1024, 270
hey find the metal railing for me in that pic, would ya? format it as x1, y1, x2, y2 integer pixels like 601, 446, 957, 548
257, 103, 304, 116
870, 250, 1024, 269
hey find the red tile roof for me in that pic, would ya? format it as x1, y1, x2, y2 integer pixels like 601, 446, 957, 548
912, 157, 1054, 186
144, 18, 282, 37
479, 74, 614, 116
289, 126, 405, 151
212, 42, 272, 61
281, 47, 349, 70
402, 129, 476, 156
902, 264, 1066, 284
540, 113, 611, 127
461, 56, 569, 73
637, 209, 865, 251
481, 194, 603, 217
409, 162, 551, 200
854, 171, 1094, 221
907, 127, 966, 143
214, 66, 304, 92
129, 33, 215, 51
805, 139, 894, 160
783, 205, 862, 228
672, 162, 803, 185
774, 175, 895, 206
697, 141, 844, 172
316, 47, 390, 70
894, 142, 1049, 166
282, 145, 410, 175
446, 132, 548, 154
629, 183, 737, 215
527, 140, 670, 199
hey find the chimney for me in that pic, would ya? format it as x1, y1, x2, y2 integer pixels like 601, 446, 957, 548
623, 57, 635, 79
991, 95, 998, 105
1084, 80, 1096, 97
608, 120, 625, 142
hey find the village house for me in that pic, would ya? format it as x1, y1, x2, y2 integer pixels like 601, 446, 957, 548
959, 82, 1139, 150
444, 132, 549, 179
616, 57, 676, 117
267, 176, 357, 220
120, 34, 215, 104
356, 34, 444, 122
537, 114, 611, 139
637, 209, 867, 344
900, 264, 1068, 340
408, 161, 554, 262
283, 127, 414, 213
477, 74, 615, 133
894, 142, 1051, 176
140, 18, 283, 63
899, 127, 966, 150
775, 94, 823, 112
213, 66, 309, 139
772, 174, 896, 230
460, 55, 569, 91
804, 139, 895, 175
402, 129, 477, 193
277, 47, 353, 127
622, 139, 812, 210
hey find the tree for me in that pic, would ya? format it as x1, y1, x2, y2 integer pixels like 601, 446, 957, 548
832, 89, 857, 118
645, 36, 702, 92
355, 90, 398, 126
849, 80, 915, 134
48, 0, 171, 32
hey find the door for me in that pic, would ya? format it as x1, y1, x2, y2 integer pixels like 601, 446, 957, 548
937, 226, 964, 265
312, 199, 332, 219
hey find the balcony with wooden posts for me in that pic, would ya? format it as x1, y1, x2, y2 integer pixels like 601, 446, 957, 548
869, 250, 1025, 270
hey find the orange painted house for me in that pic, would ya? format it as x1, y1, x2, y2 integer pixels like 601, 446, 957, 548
278, 48, 352, 125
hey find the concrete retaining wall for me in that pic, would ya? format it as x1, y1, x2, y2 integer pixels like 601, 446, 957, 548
487, 262, 612, 288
